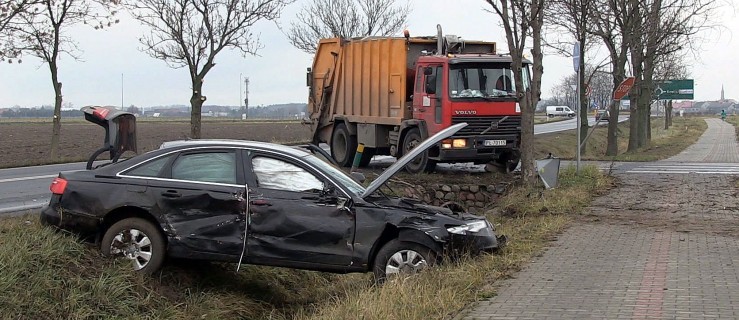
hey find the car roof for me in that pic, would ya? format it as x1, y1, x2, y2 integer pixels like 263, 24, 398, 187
159, 139, 312, 157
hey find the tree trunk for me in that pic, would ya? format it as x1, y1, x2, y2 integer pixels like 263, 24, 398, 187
520, 94, 535, 184
627, 92, 640, 151
49, 62, 62, 161
190, 78, 205, 139
523, 3, 544, 185
664, 101, 669, 130
606, 99, 620, 156
636, 90, 649, 148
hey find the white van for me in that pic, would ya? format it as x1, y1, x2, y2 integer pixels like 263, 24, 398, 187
546, 106, 576, 118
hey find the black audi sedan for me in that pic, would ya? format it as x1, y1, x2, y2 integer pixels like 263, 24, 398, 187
41, 121, 505, 280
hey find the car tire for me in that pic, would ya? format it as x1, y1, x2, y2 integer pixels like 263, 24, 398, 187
373, 239, 437, 283
402, 128, 436, 174
101, 217, 166, 275
331, 123, 357, 167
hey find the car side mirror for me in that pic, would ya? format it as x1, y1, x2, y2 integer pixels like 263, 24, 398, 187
350, 172, 366, 183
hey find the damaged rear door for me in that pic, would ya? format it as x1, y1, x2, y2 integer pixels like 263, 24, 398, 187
244, 153, 355, 267
146, 148, 247, 258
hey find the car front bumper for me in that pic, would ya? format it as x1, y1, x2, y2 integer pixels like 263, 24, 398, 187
447, 226, 506, 255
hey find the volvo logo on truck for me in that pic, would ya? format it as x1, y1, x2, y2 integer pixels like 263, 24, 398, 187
455, 110, 477, 115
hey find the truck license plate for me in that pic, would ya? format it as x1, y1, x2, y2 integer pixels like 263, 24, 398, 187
483, 140, 507, 146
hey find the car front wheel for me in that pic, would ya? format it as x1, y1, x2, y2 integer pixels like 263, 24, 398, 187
101, 217, 166, 274
373, 239, 437, 282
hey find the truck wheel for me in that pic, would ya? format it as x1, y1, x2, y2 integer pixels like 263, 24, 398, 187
331, 123, 357, 167
101, 217, 166, 275
402, 128, 435, 174
372, 239, 437, 283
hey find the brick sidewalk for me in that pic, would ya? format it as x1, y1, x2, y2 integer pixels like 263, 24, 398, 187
666, 118, 739, 163
458, 224, 739, 319
457, 118, 739, 319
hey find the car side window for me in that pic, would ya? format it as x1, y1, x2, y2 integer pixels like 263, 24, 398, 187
172, 151, 237, 184
124, 155, 172, 177
251, 156, 323, 192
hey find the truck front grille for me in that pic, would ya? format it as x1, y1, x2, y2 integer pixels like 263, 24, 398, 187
451, 116, 521, 136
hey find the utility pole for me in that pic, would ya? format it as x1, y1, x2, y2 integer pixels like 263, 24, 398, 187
244, 77, 249, 119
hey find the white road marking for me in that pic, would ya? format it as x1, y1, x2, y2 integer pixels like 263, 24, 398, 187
0, 174, 57, 183
628, 170, 739, 175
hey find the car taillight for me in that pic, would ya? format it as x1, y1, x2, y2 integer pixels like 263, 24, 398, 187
50, 177, 68, 195
92, 107, 110, 120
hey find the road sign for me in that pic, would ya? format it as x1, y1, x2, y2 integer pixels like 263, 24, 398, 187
572, 42, 580, 72
655, 79, 694, 100
613, 77, 635, 100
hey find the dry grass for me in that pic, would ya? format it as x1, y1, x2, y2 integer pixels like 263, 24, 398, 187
0, 166, 612, 319
726, 115, 739, 139
534, 117, 708, 161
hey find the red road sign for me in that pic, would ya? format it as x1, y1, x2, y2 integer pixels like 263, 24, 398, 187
613, 77, 635, 100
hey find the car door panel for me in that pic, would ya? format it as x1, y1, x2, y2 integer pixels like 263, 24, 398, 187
143, 148, 248, 258
152, 182, 247, 256
244, 153, 355, 267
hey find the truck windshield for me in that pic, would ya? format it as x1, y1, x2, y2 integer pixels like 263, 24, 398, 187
448, 63, 530, 100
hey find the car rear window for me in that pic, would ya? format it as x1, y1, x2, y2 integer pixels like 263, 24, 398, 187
124, 155, 172, 177
172, 152, 237, 184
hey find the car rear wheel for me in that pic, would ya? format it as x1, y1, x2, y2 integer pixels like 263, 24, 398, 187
101, 218, 165, 274
331, 123, 357, 167
373, 239, 437, 283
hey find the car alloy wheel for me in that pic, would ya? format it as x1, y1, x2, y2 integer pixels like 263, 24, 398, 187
109, 228, 153, 270
101, 217, 166, 274
373, 239, 437, 282
385, 249, 429, 276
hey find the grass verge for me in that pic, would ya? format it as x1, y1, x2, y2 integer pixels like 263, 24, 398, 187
0, 166, 612, 319
726, 115, 739, 139
534, 116, 708, 161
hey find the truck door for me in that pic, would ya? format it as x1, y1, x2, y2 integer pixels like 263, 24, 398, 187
412, 65, 444, 135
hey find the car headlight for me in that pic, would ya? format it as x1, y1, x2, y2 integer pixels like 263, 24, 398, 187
447, 220, 489, 235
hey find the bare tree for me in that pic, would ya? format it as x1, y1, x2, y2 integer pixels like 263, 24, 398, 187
590, 0, 633, 156
127, 0, 292, 139
545, 0, 597, 155
485, 0, 546, 184
0, 1, 41, 60
627, 0, 716, 151
11, 0, 120, 160
286, 0, 410, 54
654, 51, 690, 129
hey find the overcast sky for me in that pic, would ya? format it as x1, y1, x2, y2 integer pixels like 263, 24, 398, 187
0, 0, 736, 109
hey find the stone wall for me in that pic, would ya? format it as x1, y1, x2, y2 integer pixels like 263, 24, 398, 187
401, 183, 509, 214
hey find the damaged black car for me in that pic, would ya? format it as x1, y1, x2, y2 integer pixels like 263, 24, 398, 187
41, 106, 505, 280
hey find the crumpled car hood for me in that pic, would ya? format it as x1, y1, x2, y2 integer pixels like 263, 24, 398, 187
361, 123, 467, 199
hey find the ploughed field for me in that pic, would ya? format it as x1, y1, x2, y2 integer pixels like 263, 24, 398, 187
0, 120, 313, 168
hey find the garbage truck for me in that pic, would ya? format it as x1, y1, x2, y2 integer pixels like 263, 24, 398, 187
306, 25, 530, 173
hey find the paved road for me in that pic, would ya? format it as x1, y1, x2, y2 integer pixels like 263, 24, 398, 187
0, 115, 625, 214
459, 118, 739, 319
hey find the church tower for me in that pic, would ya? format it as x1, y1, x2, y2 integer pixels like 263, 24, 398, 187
721, 85, 725, 101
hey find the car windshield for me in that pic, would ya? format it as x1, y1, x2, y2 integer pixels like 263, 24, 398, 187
302, 154, 366, 196
449, 62, 530, 100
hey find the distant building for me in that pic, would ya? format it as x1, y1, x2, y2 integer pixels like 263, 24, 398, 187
668, 85, 737, 115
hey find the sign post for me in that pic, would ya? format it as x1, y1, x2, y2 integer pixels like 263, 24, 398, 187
573, 42, 581, 173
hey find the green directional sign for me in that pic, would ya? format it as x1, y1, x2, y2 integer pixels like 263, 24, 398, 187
655, 79, 694, 100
